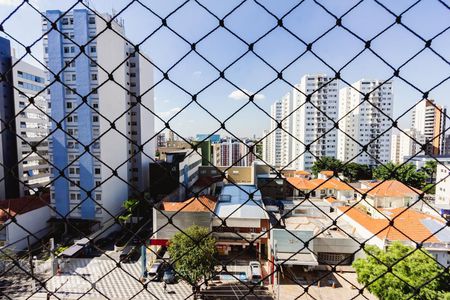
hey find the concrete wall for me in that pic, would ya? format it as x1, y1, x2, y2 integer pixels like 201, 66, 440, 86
436, 162, 450, 205
2, 206, 50, 252
153, 209, 212, 241
97, 15, 129, 221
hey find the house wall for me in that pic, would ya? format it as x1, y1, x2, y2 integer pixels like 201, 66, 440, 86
153, 210, 211, 241
2, 206, 50, 251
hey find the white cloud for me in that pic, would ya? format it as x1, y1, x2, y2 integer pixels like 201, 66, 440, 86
0, 0, 37, 6
158, 107, 181, 118
0, 0, 21, 5
228, 89, 265, 101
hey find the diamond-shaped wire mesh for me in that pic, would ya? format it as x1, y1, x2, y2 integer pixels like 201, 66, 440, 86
0, 0, 449, 299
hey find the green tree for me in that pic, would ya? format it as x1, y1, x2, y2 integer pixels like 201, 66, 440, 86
311, 157, 343, 176
353, 242, 450, 300
343, 162, 372, 182
168, 225, 216, 296
373, 162, 428, 189
118, 198, 139, 223
421, 160, 437, 182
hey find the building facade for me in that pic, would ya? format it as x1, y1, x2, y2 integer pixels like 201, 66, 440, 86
411, 99, 447, 156
0, 37, 50, 199
43, 9, 154, 222
435, 159, 450, 206
265, 93, 293, 168
212, 138, 256, 167
390, 128, 425, 164
291, 74, 339, 170
338, 80, 393, 166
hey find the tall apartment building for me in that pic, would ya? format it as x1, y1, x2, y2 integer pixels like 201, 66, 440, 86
390, 128, 425, 164
0, 37, 50, 199
411, 99, 447, 156
264, 92, 293, 168
212, 138, 256, 167
291, 74, 339, 171
43, 9, 154, 222
338, 80, 393, 166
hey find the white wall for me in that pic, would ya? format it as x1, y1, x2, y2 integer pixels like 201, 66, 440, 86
2, 206, 50, 252
97, 17, 129, 221
136, 52, 155, 193
436, 162, 450, 205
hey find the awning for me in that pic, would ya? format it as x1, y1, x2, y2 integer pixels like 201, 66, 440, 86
59, 244, 83, 257
275, 252, 318, 266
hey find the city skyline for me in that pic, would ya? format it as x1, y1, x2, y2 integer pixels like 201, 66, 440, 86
0, 0, 449, 137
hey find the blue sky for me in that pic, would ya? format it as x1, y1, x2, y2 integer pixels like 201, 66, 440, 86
1, 0, 449, 138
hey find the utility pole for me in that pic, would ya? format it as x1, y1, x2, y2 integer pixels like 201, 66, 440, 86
27, 236, 34, 278
50, 238, 57, 276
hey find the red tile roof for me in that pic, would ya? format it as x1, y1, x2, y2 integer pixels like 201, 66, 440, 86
162, 195, 217, 212
286, 177, 316, 190
364, 180, 422, 197
337, 206, 443, 243
320, 170, 334, 177
287, 177, 353, 191
0, 194, 50, 222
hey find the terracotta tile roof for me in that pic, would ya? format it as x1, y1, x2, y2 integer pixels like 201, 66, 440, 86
162, 195, 217, 212
337, 206, 444, 243
365, 180, 422, 197
286, 177, 316, 190
0, 194, 50, 223
287, 177, 353, 191
325, 197, 337, 203
320, 170, 334, 177
309, 178, 353, 191
295, 170, 310, 175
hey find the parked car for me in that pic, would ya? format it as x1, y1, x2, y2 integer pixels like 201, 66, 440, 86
163, 267, 176, 284
249, 261, 262, 284
148, 260, 164, 281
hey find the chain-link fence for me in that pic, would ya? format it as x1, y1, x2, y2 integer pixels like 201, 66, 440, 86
1, 0, 449, 299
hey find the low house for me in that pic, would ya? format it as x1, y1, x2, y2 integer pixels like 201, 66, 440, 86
212, 184, 270, 258
318, 170, 334, 179
337, 206, 450, 267
357, 180, 422, 217
0, 194, 50, 251
287, 177, 354, 201
151, 195, 217, 246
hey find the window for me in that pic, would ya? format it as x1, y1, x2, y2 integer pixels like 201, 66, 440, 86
66, 102, 73, 109
93, 115, 99, 123
88, 16, 95, 24
91, 73, 97, 81
90, 46, 96, 53
94, 168, 101, 175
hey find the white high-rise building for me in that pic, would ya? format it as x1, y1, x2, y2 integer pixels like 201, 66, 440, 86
338, 80, 393, 166
43, 9, 154, 222
264, 92, 293, 168
212, 138, 255, 167
390, 128, 425, 164
0, 37, 50, 199
411, 99, 447, 156
291, 74, 339, 171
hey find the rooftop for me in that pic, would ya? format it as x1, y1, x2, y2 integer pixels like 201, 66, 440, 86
337, 206, 449, 244
162, 195, 217, 213
0, 194, 50, 223
215, 185, 269, 219
361, 180, 422, 197
287, 177, 353, 191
